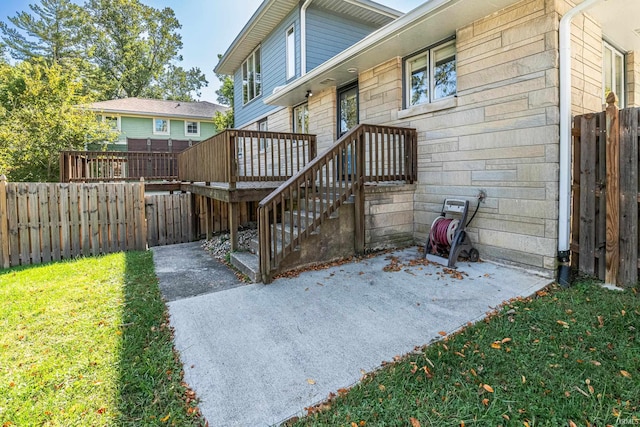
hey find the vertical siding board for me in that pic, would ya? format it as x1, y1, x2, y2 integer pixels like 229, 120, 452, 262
17, 184, 31, 265
0, 176, 9, 269
7, 184, 20, 266
596, 112, 606, 280
157, 196, 166, 246
59, 184, 71, 259
145, 195, 158, 247
69, 184, 81, 257
107, 185, 118, 253
27, 184, 41, 264
124, 184, 135, 250
618, 108, 638, 285
579, 114, 597, 275
38, 184, 52, 263
89, 185, 100, 256
49, 184, 61, 261
98, 184, 108, 253
116, 184, 126, 251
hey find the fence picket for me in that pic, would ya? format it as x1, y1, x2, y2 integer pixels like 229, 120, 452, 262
38, 184, 52, 263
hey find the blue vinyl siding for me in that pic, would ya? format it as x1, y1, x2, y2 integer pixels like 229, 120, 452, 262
305, 7, 377, 72
235, 7, 300, 128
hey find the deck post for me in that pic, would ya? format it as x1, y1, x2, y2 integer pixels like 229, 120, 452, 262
229, 201, 239, 251
354, 127, 366, 254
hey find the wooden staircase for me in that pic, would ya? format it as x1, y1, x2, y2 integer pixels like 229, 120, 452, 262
232, 124, 418, 284
230, 190, 354, 282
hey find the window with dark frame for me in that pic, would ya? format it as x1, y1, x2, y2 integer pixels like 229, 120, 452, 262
185, 121, 199, 136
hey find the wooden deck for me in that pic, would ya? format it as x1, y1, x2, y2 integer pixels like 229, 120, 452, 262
181, 181, 284, 203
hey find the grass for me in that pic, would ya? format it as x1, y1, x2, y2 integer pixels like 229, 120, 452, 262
290, 281, 640, 427
0, 252, 204, 426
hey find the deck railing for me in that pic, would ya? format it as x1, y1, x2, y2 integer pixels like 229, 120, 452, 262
177, 130, 317, 185
60, 151, 179, 183
258, 124, 417, 283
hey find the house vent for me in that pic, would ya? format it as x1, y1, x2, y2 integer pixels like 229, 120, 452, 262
319, 78, 336, 85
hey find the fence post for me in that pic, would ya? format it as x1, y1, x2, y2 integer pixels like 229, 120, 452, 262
138, 177, 147, 250
605, 92, 619, 285
0, 175, 9, 268
228, 131, 237, 190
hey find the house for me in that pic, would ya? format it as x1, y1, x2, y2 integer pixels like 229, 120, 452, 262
87, 97, 227, 152
213, 0, 640, 280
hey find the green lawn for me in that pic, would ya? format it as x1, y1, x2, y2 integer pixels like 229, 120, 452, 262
0, 252, 204, 426
290, 281, 640, 427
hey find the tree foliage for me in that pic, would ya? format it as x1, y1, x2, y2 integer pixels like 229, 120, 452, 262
0, 61, 116, 181
0, 0, 88, 65
213, 53, 234, 131
0, 0, 208, 101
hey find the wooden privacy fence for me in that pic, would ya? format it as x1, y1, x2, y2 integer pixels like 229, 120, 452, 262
145, 193, 193, 247
0, 177, 194, 269
571, 94, 639, 286
60, 151, 179, 183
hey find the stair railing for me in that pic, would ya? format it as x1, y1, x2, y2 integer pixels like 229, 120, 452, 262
258, 124, 417, 283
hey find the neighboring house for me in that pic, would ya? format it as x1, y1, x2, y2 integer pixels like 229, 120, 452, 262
87, 97, 227, 152
215, 0, 640, 277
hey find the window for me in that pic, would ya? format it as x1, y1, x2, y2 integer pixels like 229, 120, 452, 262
153, 118, 170, 135
185, 121, 200, 136
242, 47, 262, 104
405, 39, 456, 107
286, 26, 295, 80
293, 103, 308, 134
603, 41, 625, 106
102, 115, 120, 131
258, 119, 268, 150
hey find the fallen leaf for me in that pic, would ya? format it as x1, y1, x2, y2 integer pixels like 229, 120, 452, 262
620, 370, 632, 378
482, 398, 489, 406
502, 414, 510, 421
438, 331, 447, 336
490, 342, 501, 349
96, 407, 106, 414
501, 337, 512, 344
306, 378, 316, 385
521, 375, 526, 384
524, 422, 531, 427
557, 320, 569, 328
470, 368, 477, 377
597, 316, 604, 327
482, 384, 494, 393
410, 418, 421, 427
378, 384, 386, 391
569, 421, 577, 427
160, 414, 171, 423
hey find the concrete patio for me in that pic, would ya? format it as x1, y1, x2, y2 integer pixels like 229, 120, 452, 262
153, 243, 552, 427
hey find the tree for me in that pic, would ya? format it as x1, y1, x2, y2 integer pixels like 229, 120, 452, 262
0, 0, 88, 65
0, 60, 116, 181
143, 64, 208, 102
85, 0, 181, 98
213, 53, 234, 130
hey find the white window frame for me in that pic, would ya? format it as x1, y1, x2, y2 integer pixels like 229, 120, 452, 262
293, 103, 308, 134
242, 46, 262, 105
153, 118, 170, 135
602, 40, 625, 107
404, 39, 457, 108
286, 25, 296, 80
184, 120, 200, 137
102, 115, 121, 131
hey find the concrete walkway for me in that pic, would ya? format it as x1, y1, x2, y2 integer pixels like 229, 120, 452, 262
153, 242, 551, 427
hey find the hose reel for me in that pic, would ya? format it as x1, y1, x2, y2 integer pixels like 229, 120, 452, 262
425, 198, 479, 268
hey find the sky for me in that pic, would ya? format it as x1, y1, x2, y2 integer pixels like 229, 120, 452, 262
0, 0, 426, 103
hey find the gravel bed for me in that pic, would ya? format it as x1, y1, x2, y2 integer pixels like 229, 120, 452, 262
202, 223, 257, 260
